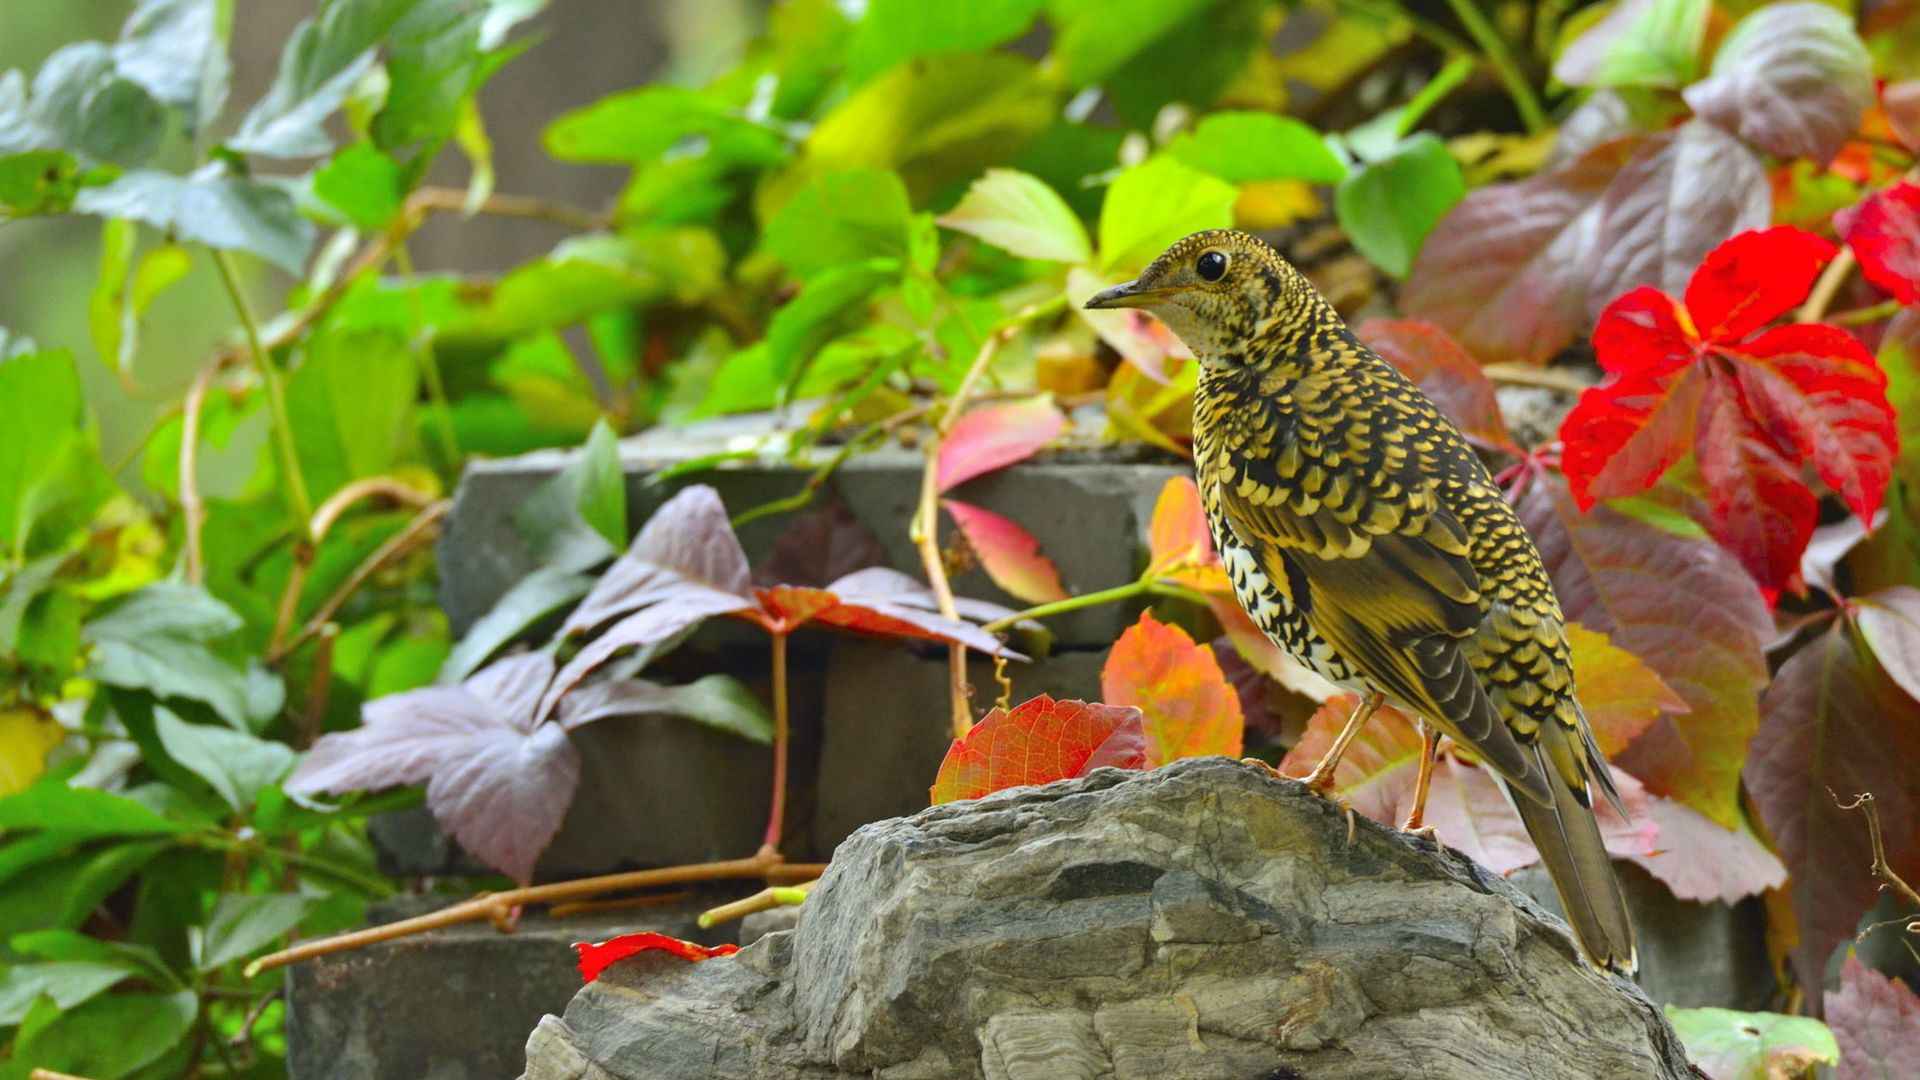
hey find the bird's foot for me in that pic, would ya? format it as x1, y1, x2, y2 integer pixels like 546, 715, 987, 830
1239, 756, 1284, 779
1400, 823, 1438, 842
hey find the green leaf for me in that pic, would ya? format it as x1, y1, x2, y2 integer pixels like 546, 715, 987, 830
367, 631, 450, 696
937, 168, 1091, 263
1334, 133, 1464, 279
0, 348, 89, 557
89, 222, 192, 379
846, 0, 1045, 83
0, 44, 166, 166
0, 150, 96, 217
0, 962, 130, 1024
1049, 0, 1215, 87
1169, 111, 1347, 185
768, 257, 902, 393
0, 554, 65, 658
489, 330, 602, 435
804, 51, 1052, 201
694, 343, 782, 418
1101, 0, 1265, 129
12, 988, 196, 1080
311, 141, 404, 228
229, 0, 420, 158
196, 893, 313, 970
73, 165, 314, 274
764, 169, 913, 280
0, 778, 187, 838
447, 228, 726, 341
112, 0, 233, 134
1554, 0, 1709, 90
153, 707, 295, 812
0, 841, 170, 947
1665, 1005, 1838, 1079
10, 930, 180, 989
83, 583, 282, 729
544, 85, 788, 166
287, 327, 417, 501
561, 673, 773, 743
1097, 154, 1238, 273
372, 0, 484, 154
512, 419, 626, 573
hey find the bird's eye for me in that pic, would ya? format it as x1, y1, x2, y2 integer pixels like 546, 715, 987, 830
1196, 251, 1228, 282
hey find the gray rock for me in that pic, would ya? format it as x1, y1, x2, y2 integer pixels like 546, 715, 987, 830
521, 758, 1697, 1080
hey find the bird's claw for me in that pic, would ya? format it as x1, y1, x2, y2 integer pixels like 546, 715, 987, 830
1400, 823, 1438, 842
1239, 756, 1283, 779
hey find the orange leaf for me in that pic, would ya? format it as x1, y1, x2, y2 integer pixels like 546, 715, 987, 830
1566, 621, 1689, 758
573, 932, 737, 983
929, 695, 1147, 804
936, 396, 1064, 493
1278, 694, 1430, 822
941, 499, 1070, 604
1100, 611, 1244, 763
1146, 477, 1229, 593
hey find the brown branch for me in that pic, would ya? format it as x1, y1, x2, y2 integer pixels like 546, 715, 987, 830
549, 889, 694, 919
245, 851, 827, 976
309, 475, 439, 544
1799, 247, 1857, 324
407, 185, 610, 231
179, 357, 233, 585
267, 500, 450, 663
1834, 791, 1920, 940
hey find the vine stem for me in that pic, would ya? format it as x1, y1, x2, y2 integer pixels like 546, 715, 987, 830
1799, 247, 1858, 324
981, 578, 1153, 634
267, 500, 450, 663
188, 832, 394, 898
179, 357, 230, 585
761, 632, 791, 853
211, 249, 312, 527
1834, 791, 1920, 940
698, 880, 817, 929
244, 851, 825, 977
1442, 0, 1547, 133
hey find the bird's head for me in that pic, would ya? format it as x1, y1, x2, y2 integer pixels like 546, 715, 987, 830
1083, 229, 1324, 367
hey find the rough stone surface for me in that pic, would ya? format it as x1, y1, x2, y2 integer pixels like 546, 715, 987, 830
520, 759, 1697, 1080
286, 896, 730, 1080
811, 641, 1107, 855
1512, 863, 1771, 1010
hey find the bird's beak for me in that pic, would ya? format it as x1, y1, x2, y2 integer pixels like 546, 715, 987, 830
1083, 279, 1165, 310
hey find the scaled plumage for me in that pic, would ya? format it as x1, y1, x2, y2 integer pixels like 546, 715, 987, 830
1087, 229, 1636, 973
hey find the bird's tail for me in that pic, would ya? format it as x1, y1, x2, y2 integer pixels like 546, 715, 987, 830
1506, 732, 1637, 974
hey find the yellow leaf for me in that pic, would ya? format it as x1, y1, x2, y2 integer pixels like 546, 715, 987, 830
0, 708, 64, 796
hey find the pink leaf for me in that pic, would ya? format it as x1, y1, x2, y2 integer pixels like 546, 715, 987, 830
1623, 795, 1786, 904
1830, 956, 1920, 1078
941, 499, 1069, 604
936, 396, 1065, 493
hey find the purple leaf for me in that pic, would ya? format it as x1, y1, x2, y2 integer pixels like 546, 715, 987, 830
1830, 956, 1920, 1076
1681, 2, 1872, 165
1855, 586, 1920, 705
538, 589, 754, 720
288, 653, 575, 883
821, 567, 1025, 658
562, 485, 751, 637
752, 498, 888, 588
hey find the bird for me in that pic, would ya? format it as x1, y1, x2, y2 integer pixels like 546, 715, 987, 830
1085, 228, 1636, 974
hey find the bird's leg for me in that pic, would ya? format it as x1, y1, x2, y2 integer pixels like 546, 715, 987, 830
1399, 720, 1441, 841
1299, 691, 1384, 794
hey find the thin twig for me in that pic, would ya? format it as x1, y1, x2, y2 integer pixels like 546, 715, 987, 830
697, 880, 817, 929
407, 185, 608, 231
268, 500, 450, 663
297, 625, 335, 750
268, 544, 311, 657
549, 889, 694, 918
762, 632, 791, 853
228, 988, 283, 1055
1834, 791, 1920, 941
179, 357, 229, 585
1799, 248, 1857, 324
33, 1070, 101, 1080
212, 249, 312, 526
245, 851, 826, 976
1482, 362, 1593, 395
309, 476, 439, 544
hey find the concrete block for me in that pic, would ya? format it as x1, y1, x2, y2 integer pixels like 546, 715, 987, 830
285, 896, 734, 1080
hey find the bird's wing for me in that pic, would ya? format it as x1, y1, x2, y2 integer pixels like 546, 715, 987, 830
1211, 453, 1554, 806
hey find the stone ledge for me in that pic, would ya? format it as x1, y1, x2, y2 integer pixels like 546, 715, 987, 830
521, 758, 1697, 1080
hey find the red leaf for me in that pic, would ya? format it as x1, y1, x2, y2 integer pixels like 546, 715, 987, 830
1682, 227, 1835, 343
1830, 956, 1920, 1077
1589, 286, 1696, 376
1587, 121, 1772, 316
573, 932, 738, 983
1837, 181, 1920, 303
935, 396, 1065, 493
941, 499, 1070, 604
1099, 611, 1243, 764
929, 695, 1147, 804
290, 653, 577, 884
1745, 621, 1920, 1005
1696, 374, 1820, 599
750, 585, 842, 631
1357, 319, 1519, 452
1400, 140, 1633, 364
1560, 361, 1705, 509
1514, 468, 1771, 828
1855, 586, 1920, 704
1732, 323, 1898, 525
